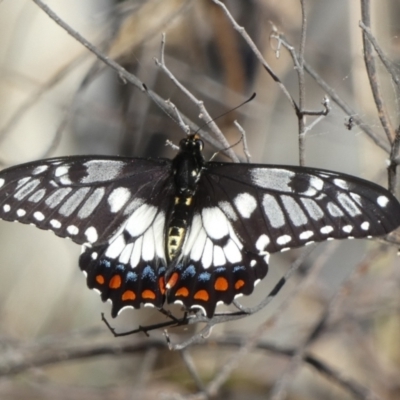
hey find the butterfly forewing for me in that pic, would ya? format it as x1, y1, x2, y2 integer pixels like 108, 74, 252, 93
0, 156, 172, 244
204, 163, 400, 252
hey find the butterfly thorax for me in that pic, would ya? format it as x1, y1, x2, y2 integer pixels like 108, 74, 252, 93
166, 136, 205, 263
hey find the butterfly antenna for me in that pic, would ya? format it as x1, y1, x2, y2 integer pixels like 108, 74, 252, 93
195, 92, 256, 135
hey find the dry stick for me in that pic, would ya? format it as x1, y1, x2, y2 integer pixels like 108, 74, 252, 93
388, 128, 400, 194
213, 0, 329, 164
296, 0, 307, 166
233, 120, 251, 163
359, 22, 400, 94
0, 335, 372, 399
180, 349, 208, 396
30, 0, 225, 156
360, 0, 395, 144
211, 0, 298, 114
155, 33, 239, 162
270, 247, 385, 400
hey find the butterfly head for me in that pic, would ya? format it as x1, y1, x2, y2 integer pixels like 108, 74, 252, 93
179, 134, 204, 154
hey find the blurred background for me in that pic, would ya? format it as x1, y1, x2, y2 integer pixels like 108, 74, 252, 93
0, 0, 400, 399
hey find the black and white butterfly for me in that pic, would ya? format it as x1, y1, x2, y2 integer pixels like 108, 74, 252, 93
0, 134, 399, 317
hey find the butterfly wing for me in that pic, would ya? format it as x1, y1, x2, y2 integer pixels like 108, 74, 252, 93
166, 163, 400, 317
0, 156, 174, 314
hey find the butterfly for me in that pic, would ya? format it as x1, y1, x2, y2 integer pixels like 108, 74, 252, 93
0, 134, 399, 318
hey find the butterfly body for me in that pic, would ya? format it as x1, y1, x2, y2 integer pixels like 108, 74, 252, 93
0, 135, 399, 317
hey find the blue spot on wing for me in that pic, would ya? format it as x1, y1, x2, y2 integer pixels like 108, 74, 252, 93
198, 272, 211, 281
142, 265, 156, 281
182, 265, 196, 279
126, 271, 137, 282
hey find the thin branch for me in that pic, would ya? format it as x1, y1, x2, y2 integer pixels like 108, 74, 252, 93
359, 21, 400, 94
155, 33, 239, 162
211, 0, 299, 114
268, 28, 391, 154
360, 0, 395, 144
297, 0, 307, 166
30, 0, 227, 156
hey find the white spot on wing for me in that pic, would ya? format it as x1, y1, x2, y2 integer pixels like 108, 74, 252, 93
32, 165, 48, 175
189, 225, 207, 261
108, 187, 131, 213
256, 234, 270, 255
152, 212, 166, 260
281, 195, 307, 226
0, 178, 4, 187
218, 201, 238, 221
81, 160, 125, 183
142, 229, 155, 261
59, 188, 90, 217
223, 240, 242, 263
106, 235, 126, 259
28, 189, 46, 203
45, 188, 72, 208
342, 225, 353, 233
67, 225, 79, 235
377, 195, 389, 207
119, 242, 133, 264
299, 230, 314, 240
17, 209, 26, 217
234, 193, 257, 218
320, 225, 333, 234
333, 179, 349, 189
50, 219, 62, 229
337, 193, 361, 216
78, 188, 105, 219
125, 204, 157, 237
33, 211, 45, 221
327, 202, 344, 217
277, 235, 291, 245
183, 214, 203, 257
3, 204, 10, 212
14, 179, 40, 200
202, 207, 229, 240
85, 227, 98, 243
130, 236, 142, 268
251, 168, 295, 192
300, 198, 324, 220
201, 238, 213, 269
361, 221, 370, 230
16, 177, 31, 189
213, 246, 226, 266
262, 194, 285, 228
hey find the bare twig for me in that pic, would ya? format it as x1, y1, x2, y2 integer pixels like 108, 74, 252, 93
359, 21, 400, 94
233, 120, 251, 162
211, 0, 299, 114
296, 0, 307, 166
30, 0, 227, 155
360, 0, 395, 144
155, 33, 239, 162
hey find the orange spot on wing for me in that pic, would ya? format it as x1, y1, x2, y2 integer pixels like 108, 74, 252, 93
159, 277, 166, 295
109, 275, 122, 289
122, 290, 136, 301
215, 277, 228, 291
235, 279, 245, 290
175, 287, 189, 297
96, 275, 105, 285
166, 272, 179, 289
194, 290, 209, 301
142, 290, 156, 300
